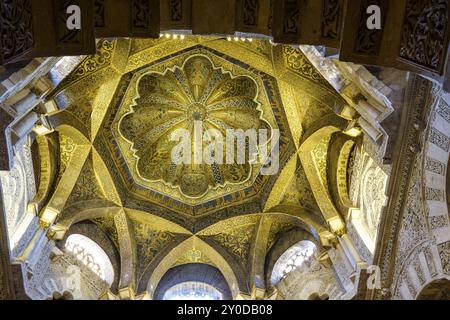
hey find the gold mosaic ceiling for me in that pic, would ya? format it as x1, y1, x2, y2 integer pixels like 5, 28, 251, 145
51, 36, 341, 219
44, 38, 353, 292
115, 54, 274, 202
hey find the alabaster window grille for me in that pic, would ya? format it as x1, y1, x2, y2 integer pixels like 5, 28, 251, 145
271, 240, 317, 285
163, 281, 223, 300
65, 234, 114, 285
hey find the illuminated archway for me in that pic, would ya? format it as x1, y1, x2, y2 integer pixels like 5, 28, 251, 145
163, 282, 223, 300
154, 263, 232, 300
271, 240, 317, 285
65, 234, 115, 285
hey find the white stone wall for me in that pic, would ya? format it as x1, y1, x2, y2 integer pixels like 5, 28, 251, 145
0, 143, 36, 251
25, 245, 110, 300
277, 258, 344, 300
392, 90, 450, 300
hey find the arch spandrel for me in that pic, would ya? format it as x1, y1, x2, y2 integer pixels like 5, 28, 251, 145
124, 208, 192, 235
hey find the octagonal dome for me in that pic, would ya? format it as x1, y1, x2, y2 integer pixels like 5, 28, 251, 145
111, 49, 281, 205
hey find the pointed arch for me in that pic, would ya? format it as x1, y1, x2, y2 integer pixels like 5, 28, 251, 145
142, 236, 242, 299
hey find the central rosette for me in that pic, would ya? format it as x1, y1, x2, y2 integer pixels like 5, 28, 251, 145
188, 103, 207, 121
118, 55, 272, 199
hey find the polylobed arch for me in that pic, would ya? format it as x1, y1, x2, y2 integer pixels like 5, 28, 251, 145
264, 228, 322, 289
327, 132, 358, 217
27, 133, 59, 216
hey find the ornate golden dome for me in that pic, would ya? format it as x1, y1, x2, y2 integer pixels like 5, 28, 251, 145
114, 53, 274, 202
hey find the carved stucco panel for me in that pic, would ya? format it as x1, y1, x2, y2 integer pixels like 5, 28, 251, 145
348, 145, 388, 251
0, 144, 36, 246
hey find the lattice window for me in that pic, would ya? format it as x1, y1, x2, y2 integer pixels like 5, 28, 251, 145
271, 240, 316, 285
65, 234, 114, 285
163, 282, 223, 300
